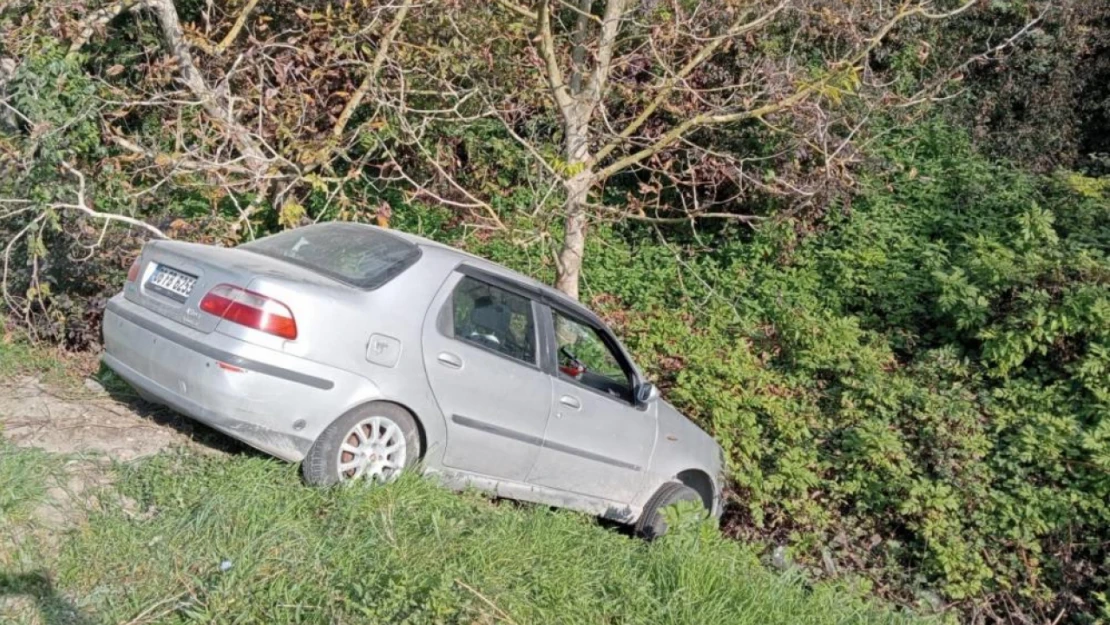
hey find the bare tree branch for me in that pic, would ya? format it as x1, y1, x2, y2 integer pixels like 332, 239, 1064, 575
592, 0, 939, 182
591, 1, 789, 164
537, 0, 575, 116
58, 162, 167, 238
146, 0, 270, 176
495, 0, 538, 21
191, 0, 260, 56
332, 0, 415, 139
606, 210, 764, 224
582, 0, 626, 102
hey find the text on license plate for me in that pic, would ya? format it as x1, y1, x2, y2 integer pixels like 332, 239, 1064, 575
147, 265, 197, 301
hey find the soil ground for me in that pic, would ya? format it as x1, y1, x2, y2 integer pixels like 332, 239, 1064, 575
0, 375, 204, 461
0, 370, 236, 533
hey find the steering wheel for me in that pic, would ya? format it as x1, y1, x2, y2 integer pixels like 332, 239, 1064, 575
559, 345, 586, 373
467, 329, 501, 345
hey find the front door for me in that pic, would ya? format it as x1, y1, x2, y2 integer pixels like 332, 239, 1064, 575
422, 271, 551, 482
526, 308, 655, 503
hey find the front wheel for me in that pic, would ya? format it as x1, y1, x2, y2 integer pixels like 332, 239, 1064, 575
302, 403, 422, 486
634, 482, 705, 540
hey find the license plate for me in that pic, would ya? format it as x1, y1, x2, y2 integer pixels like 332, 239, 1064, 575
147, 265, 197, 302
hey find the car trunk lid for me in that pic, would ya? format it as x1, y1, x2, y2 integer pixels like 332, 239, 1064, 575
125, 240, 334, 333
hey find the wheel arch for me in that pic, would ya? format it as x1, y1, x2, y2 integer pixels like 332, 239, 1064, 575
376, 399, 428, 458
330, 398, 429, 460
675, 468, 716, 512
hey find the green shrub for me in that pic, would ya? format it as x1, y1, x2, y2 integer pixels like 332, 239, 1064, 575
440, 122, 1109, 622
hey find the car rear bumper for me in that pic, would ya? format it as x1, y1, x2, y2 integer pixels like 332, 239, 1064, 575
101, 294, 358, 462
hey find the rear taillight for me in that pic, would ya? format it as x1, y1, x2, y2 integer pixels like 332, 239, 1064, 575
126, 260, 141, 282
199, 284, 298, 340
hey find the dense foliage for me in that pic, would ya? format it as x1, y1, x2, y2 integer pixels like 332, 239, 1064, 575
935, 0, 1110, 172
2, 1, 1108, 623
430, 122, 1108, 623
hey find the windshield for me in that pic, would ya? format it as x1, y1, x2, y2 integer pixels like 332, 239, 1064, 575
240, 223, 421, 289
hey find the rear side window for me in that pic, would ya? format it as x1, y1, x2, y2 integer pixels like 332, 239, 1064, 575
241, 223, 420, 289
451, 276, 537, 365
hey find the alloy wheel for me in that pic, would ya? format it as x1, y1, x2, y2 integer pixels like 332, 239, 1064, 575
336, 416, 407, 483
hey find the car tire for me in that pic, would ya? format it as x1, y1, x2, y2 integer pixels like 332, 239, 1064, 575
634, 482, 704, 540
302, 402, 423, 487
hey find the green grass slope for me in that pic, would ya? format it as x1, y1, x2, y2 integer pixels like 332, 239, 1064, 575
0, 441, 927, 624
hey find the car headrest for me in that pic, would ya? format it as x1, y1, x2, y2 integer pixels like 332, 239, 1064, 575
471, 296, 509, 335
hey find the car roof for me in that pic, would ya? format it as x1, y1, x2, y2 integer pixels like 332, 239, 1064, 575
382, 226, 605, 326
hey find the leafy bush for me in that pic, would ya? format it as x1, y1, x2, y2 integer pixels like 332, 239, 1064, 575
0, 45, 232, 348
444, 122, 1108, 622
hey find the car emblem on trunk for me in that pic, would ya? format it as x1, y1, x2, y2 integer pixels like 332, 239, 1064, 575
183, 308, 200, 325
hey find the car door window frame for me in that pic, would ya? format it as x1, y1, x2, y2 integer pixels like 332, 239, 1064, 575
438, 270, 546, 371
540, 302, 642, 408
442, 263, 645, 404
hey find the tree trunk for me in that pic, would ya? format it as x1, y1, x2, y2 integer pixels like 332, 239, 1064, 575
555, 172, 591, 300
555, 116, 592, 300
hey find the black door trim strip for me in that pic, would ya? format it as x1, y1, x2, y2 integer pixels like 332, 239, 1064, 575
450, 414, 642, 471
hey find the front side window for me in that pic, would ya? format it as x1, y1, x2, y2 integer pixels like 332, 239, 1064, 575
551, 310, 632, 401
451, 276, 537, 364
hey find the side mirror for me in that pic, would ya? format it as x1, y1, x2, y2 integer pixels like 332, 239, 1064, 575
635, 381, 659, 405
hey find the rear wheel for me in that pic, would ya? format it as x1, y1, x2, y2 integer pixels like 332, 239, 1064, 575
634, 482, 704, 540
302, 403, 422, 486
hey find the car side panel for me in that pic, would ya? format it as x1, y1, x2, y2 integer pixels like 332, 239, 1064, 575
428, 467, 644, 523
526, 376, 655, 507
283, 250, 459, 465
102, 294, 383, 461
632, 402, 725, 518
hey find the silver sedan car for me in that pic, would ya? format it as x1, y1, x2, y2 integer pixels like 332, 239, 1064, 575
102, 222, 724, 536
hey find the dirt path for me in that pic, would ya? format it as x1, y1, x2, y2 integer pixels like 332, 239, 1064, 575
0, 373, 208, 623
0, 376, 224, 461
0, 373, 234, 534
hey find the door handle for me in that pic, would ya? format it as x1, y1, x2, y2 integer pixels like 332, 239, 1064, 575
559, 395, 581, 410
437, 352, 463, 369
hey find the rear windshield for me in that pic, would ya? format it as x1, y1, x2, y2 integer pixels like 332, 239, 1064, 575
241, 223, 421, 289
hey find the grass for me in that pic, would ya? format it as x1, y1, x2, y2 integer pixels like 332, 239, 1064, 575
0, 438, 79, 625
0, 335, 930, 623
0, 443, 931, 625
0, 335, 97, 392
0, 439, 51, 529
0, 339, 67, 381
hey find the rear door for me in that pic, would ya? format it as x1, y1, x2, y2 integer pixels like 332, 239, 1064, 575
421, 270, 552, 482
526, 307, 656, 504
